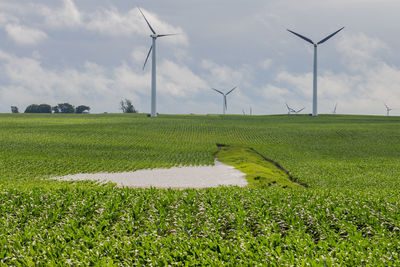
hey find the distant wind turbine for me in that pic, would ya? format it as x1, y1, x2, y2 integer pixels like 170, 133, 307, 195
333, 103, 338, 114
287, 27, 344, 117
286, 103, 305, 114
285, 103, 295, 114
385, 103, 393, 116
139, 7, 176, 117
212, 87, 237, 115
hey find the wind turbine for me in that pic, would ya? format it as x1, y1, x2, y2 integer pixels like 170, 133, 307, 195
287, 27, 344, 117
285, 103, 295, 114
212, 87, 237, 115
385, 103, 393, 116
139, 7, 176, 117
286, 103, 305, 114
333, 103, 338, 114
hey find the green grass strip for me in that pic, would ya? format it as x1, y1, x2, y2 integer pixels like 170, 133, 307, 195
215, 145, 304, 189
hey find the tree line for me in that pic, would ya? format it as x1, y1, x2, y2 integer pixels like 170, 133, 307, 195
11, 99, 138, 114
11, 103, 90, 114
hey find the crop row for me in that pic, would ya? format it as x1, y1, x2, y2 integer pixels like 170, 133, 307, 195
1, 114, 400, 189
0, 186, 399, 265
1, 114, 400, 264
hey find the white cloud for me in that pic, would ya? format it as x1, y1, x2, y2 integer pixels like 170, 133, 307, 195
0, 50, 130, 112
261, 85, 290, 102
260, 59, 273, 70
0, 49, 209, 113
200, 60, 252, 89
40, 0, 82, 28
0, 12, 17, 27
275, 70, 359, 100
36, 1, 188, 44
131, 46, 149, 65
338, 33, 388, 58
337, 33, 390, 72
276, 71, 313, 97
113, 63, 148, 96
5, 24, 47, 45
86, 8, 142, 37
158, 60, 208, 97
86, 7, 188, 45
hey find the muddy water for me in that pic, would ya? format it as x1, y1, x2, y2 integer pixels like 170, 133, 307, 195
55, 160, 247, 188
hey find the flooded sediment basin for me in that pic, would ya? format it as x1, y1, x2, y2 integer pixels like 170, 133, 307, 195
55, 160, 247, 188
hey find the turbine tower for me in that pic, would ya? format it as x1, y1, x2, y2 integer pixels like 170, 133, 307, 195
385, 103, 393, 116
139, 7, 175, 117
333, 103, 338, 114
212, 87, 237, 115
287, 27, 344, 117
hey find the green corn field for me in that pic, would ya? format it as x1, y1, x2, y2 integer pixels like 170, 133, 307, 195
0, 113, 399, 265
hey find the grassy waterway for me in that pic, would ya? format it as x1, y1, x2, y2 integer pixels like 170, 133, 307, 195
215, 145, 302, 188
0, 113, 399, 265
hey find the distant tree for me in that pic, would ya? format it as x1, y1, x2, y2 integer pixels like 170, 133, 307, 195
38, 104, 52, 113
52, 106, 60, 113
120, 99, 138, 113
75, 105, 90, 114
25, 104, 40, 113
11, 106, 19, 113
25, 104, 52, 113
57, 103, 75, 113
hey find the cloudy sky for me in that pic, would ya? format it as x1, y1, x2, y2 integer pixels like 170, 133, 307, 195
1, 0, 400, 115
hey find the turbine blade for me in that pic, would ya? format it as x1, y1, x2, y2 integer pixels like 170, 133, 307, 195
287, 29, 314, 45
212, 88, 224, 95
143, 45, 153, 70
138, 7, 156, 34
226, 86, 237, 95
297, 107, 305, 113
317, 27, 345, 45
158, 33, 178, 37
286, 103, 294, 112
